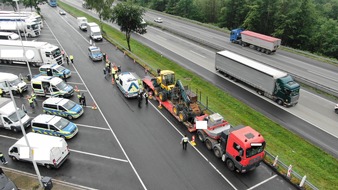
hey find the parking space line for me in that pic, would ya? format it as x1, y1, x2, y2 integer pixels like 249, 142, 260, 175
70, 149, 128, 163
247, 175, 278, 190
75, 123, 110, 131
67, 82, 83, 85
0, 134, 19, 140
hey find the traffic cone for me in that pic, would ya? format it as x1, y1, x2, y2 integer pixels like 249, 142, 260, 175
75, 85, 79, 92
190, 135, 196, 146
111, 78, 115, 85
91, 103, 97, 110
158, 101, 162, 109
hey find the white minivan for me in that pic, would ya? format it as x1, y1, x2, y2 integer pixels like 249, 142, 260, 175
0, 32, 20, 40
8, 133, 70, 169
0, 72, 28, 94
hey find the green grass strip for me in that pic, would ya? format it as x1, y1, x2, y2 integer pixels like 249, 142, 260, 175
58, 2, 338, 189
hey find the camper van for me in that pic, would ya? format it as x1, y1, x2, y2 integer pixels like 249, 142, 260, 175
116, 72, 143, 98
8, 133, 70, 169
0, 32, 20, 40
0, 72, 28, 94
31, 76, 74, 98
0, 98, 31, 132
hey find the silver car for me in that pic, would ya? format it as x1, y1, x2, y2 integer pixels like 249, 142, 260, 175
154, 17, 163, 23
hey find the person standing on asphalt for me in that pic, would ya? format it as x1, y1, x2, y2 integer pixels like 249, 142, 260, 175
69, 55, 74, 64
66, 55, 69, 65
81, 93, 86, 107
144, 90, 149, 105
47, 68, 52, 76
103, 52, 106, 62
138, 92, 142, 108
28, 95, 35, 109
17, 86, 23, 98
180, 135, 189, 150
31, 92, 37, 107
77, 93, 82, 105
0, 152, 8, 165
63, 72, 67, 82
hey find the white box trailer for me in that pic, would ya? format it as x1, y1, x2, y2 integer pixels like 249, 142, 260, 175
8, 133, 70, 169
0, 40, 63, 66
215, 50, 300, 106
0, 11, 43, 28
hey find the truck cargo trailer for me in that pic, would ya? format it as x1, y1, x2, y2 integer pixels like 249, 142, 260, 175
215, 50, 300, 107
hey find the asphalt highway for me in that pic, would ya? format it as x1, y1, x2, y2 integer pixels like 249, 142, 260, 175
0, 3, 297, 190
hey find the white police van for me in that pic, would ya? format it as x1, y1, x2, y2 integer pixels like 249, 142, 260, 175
116, 72, 143, 98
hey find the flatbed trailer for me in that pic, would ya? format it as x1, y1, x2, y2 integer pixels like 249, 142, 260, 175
143, 76, 201, 132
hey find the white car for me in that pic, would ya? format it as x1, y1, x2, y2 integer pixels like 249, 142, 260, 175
154, 17, 163, 23
59, 10, 66, 15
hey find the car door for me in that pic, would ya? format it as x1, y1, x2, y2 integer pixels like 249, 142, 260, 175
9, 147, 20, 160
58, 105, 68, 118
49, 124, 60, 137
1, 116, 12, 130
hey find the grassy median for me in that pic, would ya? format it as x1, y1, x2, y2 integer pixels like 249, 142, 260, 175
59, 2, 338, 189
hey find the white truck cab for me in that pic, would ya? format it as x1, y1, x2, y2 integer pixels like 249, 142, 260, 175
0, 72, 28, 94
0, 98, 31, 132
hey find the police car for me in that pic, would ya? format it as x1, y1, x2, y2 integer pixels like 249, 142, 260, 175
116, 72, 143, 98
88, 46, 103, 61
31, 114, 79, 139
39, 64, 71, 78
42, 97, 84, 120
31, 76, 74, 98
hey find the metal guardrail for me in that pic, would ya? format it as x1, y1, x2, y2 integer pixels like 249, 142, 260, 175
264, 150, 319, 190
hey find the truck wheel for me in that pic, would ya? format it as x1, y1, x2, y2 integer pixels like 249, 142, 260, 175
257, 47, 261, 52
154, 87, 160, 97
159, 92, 167, 101
276, 99, 283, 105
214, 147, 222, 158
173, 105, 180, 115
11, 127, 18, 133
67, 115, 73, 120
11, 156, 18, 161
226, 159, 235, 171
261, 48, 265, 53
257, 90, 263, 96
266, 50, 272, 54
179, 111, 187, 122
197, 130, 206, 142
205, 139, 212, 150
46, 164, 52, 169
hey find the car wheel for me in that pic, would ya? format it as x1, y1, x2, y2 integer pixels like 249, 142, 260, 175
67, 115, 73, 120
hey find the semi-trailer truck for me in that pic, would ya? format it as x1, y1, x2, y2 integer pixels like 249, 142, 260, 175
0, 40, 63, 66
230, 28, 281, 54
215, 50, 300, 107
0, 17, 40, 37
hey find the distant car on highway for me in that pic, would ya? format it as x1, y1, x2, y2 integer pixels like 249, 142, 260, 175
335, 104, 338, 114
59, 10, 66, 15
154, 17, 163, 23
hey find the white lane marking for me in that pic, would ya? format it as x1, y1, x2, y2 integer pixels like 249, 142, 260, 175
0, 134, 127, 163
307, 70, 338, 82
0, 134, 18, 140
75, 123, 110, 131
247, 175, 277, 190
190, 50, 206, 58
45, 16, 148, 190
70, 149, 128, 163
149, 101, 238, 190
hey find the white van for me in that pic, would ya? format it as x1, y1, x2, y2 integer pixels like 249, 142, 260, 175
0, 98, 31, 132
31, 76, 74, 98
77, 17, 87, 31
0, 32, 20, 40
116, 72, 143, 98
8, 132, 70, 169
0, 72, 28, 94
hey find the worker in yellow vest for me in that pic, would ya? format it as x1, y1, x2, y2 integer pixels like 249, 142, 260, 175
69, 55, 74, 64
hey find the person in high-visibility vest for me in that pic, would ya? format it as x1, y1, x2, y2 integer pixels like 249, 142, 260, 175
69, 55, 74, 64
0, 88, 3, 97
77, 93, 82, 105
28, 96, 35, 109
111, 67, 116, 79
0, 152, 8, 164
31, 92, 37, 107
180, 135, 189, 150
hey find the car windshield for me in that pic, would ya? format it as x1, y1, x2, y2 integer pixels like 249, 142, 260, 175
93, 32, 101, 36
62, 100, 76, 110
8, 109, 26, 122
52, 48, 61, 58
56, 81, 68, 90
9, 78, 21, 86
92, 50, 101, 55
54, 117, 70, 130
246, 142, 265, 158
54, 66, 65, 72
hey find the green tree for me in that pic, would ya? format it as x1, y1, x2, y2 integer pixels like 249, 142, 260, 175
85, 0, 114, 31
219, 0, 248, 29
110, 2, 147, 51
150, 0, 167, 11
165, 0, 179, 14
175, 0, 194, 18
